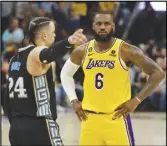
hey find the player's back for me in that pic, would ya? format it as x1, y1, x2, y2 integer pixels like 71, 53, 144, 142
82, 38, 131, 113
8, 45, 57, 120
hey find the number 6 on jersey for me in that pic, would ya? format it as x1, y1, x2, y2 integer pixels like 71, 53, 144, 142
95, 73, 104, 89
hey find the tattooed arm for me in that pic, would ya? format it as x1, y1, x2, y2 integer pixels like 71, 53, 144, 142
121, 42, 165, 102
113, 42, 165, 120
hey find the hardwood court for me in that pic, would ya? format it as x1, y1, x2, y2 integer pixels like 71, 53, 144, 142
2, 111, 166, 145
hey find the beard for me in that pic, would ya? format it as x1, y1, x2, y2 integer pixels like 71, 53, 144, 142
92, 29, 114, 42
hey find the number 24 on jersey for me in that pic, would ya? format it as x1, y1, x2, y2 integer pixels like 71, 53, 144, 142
9, 77, 27, 98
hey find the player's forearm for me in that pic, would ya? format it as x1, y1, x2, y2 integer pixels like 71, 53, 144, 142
60, 59, 80, 102
135, 70, 165, 102
39, 38, 73, 63
61, 74, 78, 102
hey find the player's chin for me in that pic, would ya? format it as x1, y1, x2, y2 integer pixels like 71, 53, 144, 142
98, 32, 108, 36
98, 34, 108, 38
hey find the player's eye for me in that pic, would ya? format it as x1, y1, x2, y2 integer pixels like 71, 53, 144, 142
96, 22, 101, 26
104, 22, 110, 26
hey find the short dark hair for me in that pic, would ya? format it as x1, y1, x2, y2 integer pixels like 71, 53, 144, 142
92, 11, 114, 21
27, 17, 52, 45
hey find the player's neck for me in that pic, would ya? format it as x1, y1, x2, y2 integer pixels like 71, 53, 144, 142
35, 40, 47, 47
95, 37, 115, 52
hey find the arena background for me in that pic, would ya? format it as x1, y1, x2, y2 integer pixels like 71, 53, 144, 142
1, 1, 166, 145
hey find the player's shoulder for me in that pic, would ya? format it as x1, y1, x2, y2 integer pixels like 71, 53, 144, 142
28, 45, 48, 60
114, 37, 125, 44
115, 38, 132, 52
120, 39, 139, 52
31, 45, 48, 54
119, 39, 144, 61
18, 45, 35, 53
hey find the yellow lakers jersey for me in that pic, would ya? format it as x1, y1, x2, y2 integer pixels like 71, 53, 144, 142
82, 38, 131, 113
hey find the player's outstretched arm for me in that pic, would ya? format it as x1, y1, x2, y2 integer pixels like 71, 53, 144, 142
113, 42, 165, 120
27, 29, 87, 76
60, 43, 88, 121
29, 29, 87, 64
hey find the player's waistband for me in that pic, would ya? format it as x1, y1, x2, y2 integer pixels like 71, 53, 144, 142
84, 110, 112, 115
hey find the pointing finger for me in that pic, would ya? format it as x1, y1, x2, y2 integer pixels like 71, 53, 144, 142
76, 29, 83, 33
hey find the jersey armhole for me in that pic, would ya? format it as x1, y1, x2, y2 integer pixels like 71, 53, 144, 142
9, 56, 15, 66
26, 46, 51, 76
118, 41, 129, 71
81, 42, 90, 66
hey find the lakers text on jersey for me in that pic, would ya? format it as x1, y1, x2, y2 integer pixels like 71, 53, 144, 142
82, 38, 131, 113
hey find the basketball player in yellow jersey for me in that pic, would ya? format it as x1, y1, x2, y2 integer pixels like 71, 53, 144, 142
61, 12, 165, 145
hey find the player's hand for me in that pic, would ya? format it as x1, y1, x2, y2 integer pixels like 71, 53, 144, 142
68, 29, 87, 45
71, 99, 87, 121
113, 98, 140, 120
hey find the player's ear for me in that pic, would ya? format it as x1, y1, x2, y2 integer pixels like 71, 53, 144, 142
42, 32, 47, 39
92, 22, 95, 30
112, 23, 115, 33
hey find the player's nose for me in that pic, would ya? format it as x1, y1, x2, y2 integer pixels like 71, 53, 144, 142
100, 24, 105, 29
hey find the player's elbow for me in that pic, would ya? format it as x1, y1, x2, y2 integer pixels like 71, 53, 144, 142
61, 58, 81, 79
60, 64, 71, 83
155, 68, 165, 81
159, 69, 165, 79
60, 66, 67, 82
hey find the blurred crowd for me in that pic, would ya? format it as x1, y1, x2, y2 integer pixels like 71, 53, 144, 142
1, 2, 166, 113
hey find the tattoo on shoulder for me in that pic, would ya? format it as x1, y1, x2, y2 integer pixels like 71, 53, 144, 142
122, 42, 162, 75
122, 42, 145, 62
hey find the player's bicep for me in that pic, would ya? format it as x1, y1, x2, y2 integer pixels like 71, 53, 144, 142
70, 44, 87, 65
123, 43, 163, 75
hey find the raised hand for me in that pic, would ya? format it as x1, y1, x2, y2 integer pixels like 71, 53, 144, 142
68, 29, 87, 45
